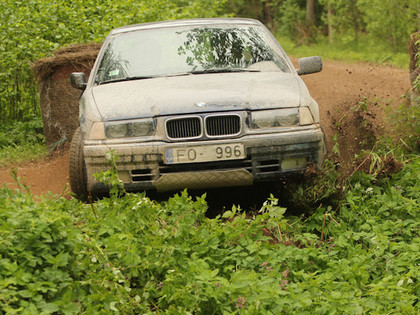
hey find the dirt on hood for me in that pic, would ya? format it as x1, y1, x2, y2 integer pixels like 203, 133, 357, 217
0, 59, 411, 197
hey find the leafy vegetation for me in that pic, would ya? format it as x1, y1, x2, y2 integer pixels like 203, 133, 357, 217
228, 0, 419, 49
0, 154, 418, 313
0, 115, 46, 166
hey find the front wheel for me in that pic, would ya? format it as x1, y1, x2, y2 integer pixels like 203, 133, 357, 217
69, 127, 88, 201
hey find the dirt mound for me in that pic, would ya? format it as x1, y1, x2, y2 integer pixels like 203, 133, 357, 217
33, 43, 101, 148
0, 60, 411, 197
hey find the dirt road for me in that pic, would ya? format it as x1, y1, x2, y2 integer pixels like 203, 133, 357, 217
0, 60, 411, 197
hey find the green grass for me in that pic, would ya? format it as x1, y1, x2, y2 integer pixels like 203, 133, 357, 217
278, 35, 409, 69
0, 143, 47, 167
0, 116, 46, 167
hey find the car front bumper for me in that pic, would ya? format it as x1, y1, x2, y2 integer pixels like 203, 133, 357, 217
83, 125, 325, 193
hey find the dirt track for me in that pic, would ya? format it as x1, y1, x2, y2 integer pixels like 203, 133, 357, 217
0, 60, 411, 198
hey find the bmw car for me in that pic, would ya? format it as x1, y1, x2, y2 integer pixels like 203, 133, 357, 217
69, 18, 325, 200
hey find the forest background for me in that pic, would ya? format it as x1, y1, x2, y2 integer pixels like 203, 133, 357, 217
0, 0, 418, 125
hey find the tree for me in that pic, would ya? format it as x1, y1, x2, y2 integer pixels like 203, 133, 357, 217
319, 0, 364, 42
358, 0, 419, 51
306, 0, 316, 27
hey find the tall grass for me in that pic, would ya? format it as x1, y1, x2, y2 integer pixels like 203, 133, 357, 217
278, 34, 409, 69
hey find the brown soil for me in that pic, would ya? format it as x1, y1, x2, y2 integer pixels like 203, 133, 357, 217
0, 148, 70, 197
0, 60, 411, 198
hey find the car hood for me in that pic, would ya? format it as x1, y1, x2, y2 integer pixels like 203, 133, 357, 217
90, 72, 304, 121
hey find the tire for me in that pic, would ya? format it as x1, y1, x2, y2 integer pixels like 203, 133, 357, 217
69, 127, 88, 201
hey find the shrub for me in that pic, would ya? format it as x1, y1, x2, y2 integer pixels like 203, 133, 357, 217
1, 155, 418, 313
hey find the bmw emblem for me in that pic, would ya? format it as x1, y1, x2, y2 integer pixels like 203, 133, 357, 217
195, 102, 206, 107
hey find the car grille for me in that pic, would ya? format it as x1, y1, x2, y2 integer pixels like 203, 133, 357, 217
206, 115, 240, 136
166, 117, 201, 139
166, 115, 241, 139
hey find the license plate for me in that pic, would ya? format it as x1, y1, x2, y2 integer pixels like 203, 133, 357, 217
165, 143, 245, 164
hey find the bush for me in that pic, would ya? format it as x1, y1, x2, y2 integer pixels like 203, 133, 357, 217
0, 155, 419, 313
0, 115, 45, 148
0, 181, 84, 313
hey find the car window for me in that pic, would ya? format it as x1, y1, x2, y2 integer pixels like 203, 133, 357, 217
95, 24, 291, 84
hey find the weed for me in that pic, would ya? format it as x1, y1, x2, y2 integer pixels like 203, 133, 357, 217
93, 150, 126, 200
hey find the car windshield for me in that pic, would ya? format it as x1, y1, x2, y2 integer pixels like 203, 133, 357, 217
95, 24, 291, 84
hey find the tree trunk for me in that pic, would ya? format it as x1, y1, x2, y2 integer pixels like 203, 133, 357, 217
306, 0, 316, 27
327, 1, 333, 43
408, 32, 419, 91
349, 0, 359, 42
262, 1, 273, 31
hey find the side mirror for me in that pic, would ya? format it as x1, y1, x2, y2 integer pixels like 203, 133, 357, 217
297, 56, 322, 75
70, 72, 87, 90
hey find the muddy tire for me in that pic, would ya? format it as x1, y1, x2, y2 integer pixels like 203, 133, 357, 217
69, 127, 88, 201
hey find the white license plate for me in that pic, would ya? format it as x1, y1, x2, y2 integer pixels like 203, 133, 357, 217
165, 143, 245, 164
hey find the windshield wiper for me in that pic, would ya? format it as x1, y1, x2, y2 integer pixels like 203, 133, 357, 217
190, 68, 261, 74
98, 68, 260, 84
99, 75, 157, 85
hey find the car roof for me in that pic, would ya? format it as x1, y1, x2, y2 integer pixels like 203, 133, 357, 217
110, 18, 264, 35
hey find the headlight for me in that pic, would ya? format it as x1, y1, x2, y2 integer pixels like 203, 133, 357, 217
299, 107, 314, 125
105, 118, 155, 138
251, 108, 299, 129
106, 123, 128, 138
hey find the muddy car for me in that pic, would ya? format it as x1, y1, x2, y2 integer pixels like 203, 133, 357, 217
69, 18, 325, 200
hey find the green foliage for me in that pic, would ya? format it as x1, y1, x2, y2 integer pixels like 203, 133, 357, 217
0, 115, 46, 166
276, 0, 307, 40
93, 150, 126, 200
0, 180, 84, 314
318, 0, 364, 40
357, 0, 419, 52
0, 115, 45, 148
1, 156, 419, 313
229, 0, 418, 55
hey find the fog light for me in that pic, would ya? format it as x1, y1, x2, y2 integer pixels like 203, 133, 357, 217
281, 157, 307, 170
